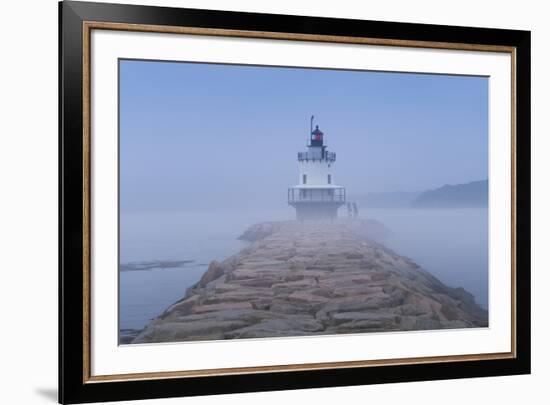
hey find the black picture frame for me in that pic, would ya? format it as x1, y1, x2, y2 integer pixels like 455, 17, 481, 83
59, 1, 531, 403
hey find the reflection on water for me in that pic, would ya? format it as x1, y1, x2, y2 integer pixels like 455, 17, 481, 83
119, 207, 488, 332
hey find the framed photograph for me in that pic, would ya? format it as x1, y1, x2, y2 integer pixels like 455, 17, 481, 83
59, 1, 531, 403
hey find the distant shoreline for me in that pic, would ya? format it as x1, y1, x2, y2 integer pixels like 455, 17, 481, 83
352, 179, 489, 209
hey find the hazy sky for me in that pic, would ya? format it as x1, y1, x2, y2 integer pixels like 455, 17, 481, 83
120, 59, 488, 212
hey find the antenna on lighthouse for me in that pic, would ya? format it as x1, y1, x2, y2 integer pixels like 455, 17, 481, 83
310, 115, 314, 145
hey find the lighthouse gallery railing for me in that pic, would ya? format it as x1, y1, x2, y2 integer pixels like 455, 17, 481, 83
287, 187, 346, 204
297, 151, 336, 162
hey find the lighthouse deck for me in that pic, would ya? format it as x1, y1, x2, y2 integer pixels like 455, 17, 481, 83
288, 186, 346, 204
297, 150, 336, 162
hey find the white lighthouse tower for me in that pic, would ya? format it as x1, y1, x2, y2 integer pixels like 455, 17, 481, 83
288, 117, 346, 220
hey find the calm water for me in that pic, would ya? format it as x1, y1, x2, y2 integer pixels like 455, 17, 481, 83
119, 208, 294, 330
364, 208, 488, 310
119, 208, 488, 331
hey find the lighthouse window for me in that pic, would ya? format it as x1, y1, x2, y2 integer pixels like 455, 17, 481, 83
302, 174, 307, 184
328, 174, 332, 184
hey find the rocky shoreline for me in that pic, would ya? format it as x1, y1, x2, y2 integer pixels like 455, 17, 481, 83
132, 219, 487, 344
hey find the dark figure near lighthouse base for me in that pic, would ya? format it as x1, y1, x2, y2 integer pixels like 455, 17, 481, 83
288, 118, 346, 220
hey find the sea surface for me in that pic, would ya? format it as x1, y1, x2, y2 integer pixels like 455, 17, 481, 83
119, 207, 488, 333
365, 208, 489, 310
119, 208, 295, 331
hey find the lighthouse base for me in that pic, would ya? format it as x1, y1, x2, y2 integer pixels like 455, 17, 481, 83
290, 202, 343, 221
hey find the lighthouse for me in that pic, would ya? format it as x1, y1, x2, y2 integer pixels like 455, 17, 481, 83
288, 117, 346, 220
